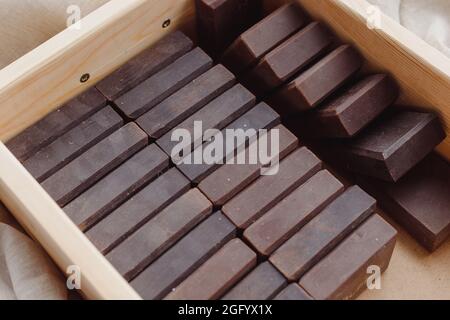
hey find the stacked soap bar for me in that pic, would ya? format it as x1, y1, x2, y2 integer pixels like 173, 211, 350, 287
8, 30, 397, 300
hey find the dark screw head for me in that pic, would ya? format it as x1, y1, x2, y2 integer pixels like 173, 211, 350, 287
162, 19, 171, 28
80, 73, 90, 83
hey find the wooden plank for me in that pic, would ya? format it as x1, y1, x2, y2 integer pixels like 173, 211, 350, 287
64, 144, 170, 232
273, 283, 313, 300
86, 168, 190, 254
131, 212, 236, 300
0, 0, 196, 143
106, 188, 212, 281
41, 123, 148, 206
299, 214, 397, 300
23, 107, 123, 182
0, 143, 140, 300
165, 238, 257, 300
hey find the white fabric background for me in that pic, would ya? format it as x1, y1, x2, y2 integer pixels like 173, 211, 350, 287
0, 0, 449, 300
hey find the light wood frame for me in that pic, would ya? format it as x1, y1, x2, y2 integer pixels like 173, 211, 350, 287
0, 0, 449, 299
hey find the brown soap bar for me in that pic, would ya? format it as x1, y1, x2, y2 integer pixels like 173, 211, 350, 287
222, 262, 287, 300
132, 212, 236, 300
355, 153, 450, 252
106, 189, 212, 281
275, 45, 362, 112
302, 74, 398, 138
64, 144, 169, 232
273, 283, 313, 300
41, 123, 147, 206
299, 214, 397, 300
23, 107, 123, 182
244, 170, 344, 256
96, 31, 193, 100
6, 87, 107, 161
246, 22, 333, 94
199, 124, 298, 207
157, 84, 255, 157
115, 48, 213, 119
270, 186, 376, 281
222, 3, 308, 74
178, 102, 280, 183
165, 238, 257, 300
196, 0, 263, 58
222, 147, 322, 229
334, 110, 446, 182
86, 168, 190, 254
136, 64, 235, 139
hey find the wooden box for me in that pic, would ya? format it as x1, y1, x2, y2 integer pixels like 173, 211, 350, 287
0, 0, 449, 300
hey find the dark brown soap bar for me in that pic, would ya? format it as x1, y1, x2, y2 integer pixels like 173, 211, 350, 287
6, 87, 107, 161
41, 123, 147, 206
198, 124, 298, 207
157, 84, 255, 158
299, 214, 397, 300
273, 283, 313, 300
270, 186, 376, 281
86, 168, 190, 254
177, 102, 280, 183
334, 110, 446, 182
115, 48, 213, 119
246, 22, 333, 94
165, 238, 257, 300
106, 188, 212, 281
355, 153, 450, 252
136, 64, 235, 139
244, 170, 344, 256
64, 144, 169, 232
302, 74, 398, 138
96, 31, 193, 100
132, 212, 236, 300
23, 107, 123, 182
274, 45, 362, 112
222, 262, 287, 300
221, 3, 308, 74
196, 0, 262, 58
222, 147, 322, 230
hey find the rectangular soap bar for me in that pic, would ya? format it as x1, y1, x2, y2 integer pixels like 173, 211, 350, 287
136, 64, 235, 139
334, 110, 446, 182
86, 168, 190, 254
222, 3, 308, 74
270, 186, 376, 281
132, 212, 236, 300
157, 84, 255, 158
177, 103, 280, 183
222, 146, 322, 230
246, 22, 333, 94
299, 214, 397, 300
115, 48, 213, 119
165, 238, 257, 300
355, 153, 450, 252
41, 123, 148, 206
23, 107, 123, 182
222, 262, 287, 300
273, 283, 313, 300
196, 0, 262, 58
302, 74, 398, 138
64, 144, 169, 232
198, 124, 298, 206
6, 87, 107, 161
244, 170, 344, 256
96, 31, 193, 100
106, 188, 212, 281
275, 45, 362, 112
